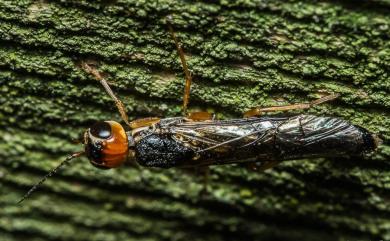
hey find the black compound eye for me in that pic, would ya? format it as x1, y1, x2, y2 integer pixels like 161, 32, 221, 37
90, 121, 112, 139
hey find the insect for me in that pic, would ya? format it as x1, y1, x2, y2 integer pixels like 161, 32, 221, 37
17, 16, 380, 203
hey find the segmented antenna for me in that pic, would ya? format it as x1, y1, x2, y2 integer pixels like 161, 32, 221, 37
17, 151, 84, 204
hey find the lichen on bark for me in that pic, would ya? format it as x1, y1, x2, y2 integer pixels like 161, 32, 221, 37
0, 1, 389, 241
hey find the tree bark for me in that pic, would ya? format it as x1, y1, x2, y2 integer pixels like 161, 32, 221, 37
0, 1, 389, 241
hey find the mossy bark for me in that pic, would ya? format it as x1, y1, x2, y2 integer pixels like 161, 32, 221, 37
0, 1, 389, 241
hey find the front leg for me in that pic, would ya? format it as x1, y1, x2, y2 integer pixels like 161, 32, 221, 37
82, 62, 132, 128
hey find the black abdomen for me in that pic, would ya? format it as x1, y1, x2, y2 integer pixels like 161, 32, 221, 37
274, 115, 377, 160
133, 115, 378, 168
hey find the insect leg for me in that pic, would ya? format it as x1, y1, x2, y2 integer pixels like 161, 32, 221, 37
186, 111, 214, 121
129, 117, 160, 129
243, 93, 340, 117
197, 166, 210, 196
245, 160, 281, 172
179, 166, 211, 196
167, 15, 215, 122
202, 166, 210, 194
82, 63, 132, 128
166, 16, 192, 115
167, 15, 204, 116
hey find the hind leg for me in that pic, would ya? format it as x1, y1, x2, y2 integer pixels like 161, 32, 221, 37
244, 94, 339, 117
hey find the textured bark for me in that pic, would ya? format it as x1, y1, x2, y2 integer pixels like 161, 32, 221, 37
0, 1, 389, 241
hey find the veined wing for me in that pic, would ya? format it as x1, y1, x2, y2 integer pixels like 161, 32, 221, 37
165, 117, 285, 152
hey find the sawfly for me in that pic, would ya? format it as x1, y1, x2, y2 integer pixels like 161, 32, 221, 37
18, 16, 380, 203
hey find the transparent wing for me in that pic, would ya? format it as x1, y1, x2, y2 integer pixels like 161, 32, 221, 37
166, 118, 285, 153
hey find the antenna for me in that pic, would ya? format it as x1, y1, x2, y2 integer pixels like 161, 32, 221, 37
17, 151, 84, 204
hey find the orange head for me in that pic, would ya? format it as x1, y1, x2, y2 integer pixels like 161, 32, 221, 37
18, 120, 134, 203
84, 121, 130, 169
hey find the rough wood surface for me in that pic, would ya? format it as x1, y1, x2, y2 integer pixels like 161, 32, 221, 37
0, 1, 389, 241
